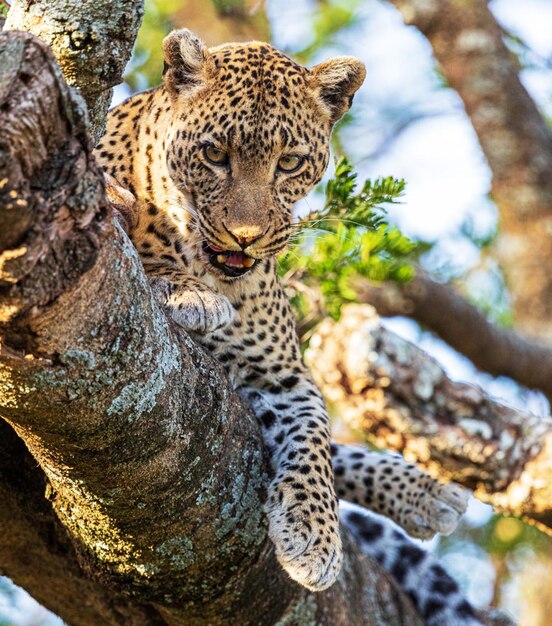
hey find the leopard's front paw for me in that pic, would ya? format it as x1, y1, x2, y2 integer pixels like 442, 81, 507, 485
168, 288, 236, 334
401, 476, 471, 540
421, 480, 471, 537
266, 478, 343, 591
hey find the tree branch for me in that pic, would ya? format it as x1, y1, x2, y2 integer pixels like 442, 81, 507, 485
355, 273, 552, 400
0, 420, 165, 626
307, 304, 552, 534
386, 0, 552, 340
0, 30, 427, 626
4, 0, 144, 142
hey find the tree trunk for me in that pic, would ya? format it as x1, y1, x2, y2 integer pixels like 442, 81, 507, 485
386, 0, 552, 341
4, 0, 144, 142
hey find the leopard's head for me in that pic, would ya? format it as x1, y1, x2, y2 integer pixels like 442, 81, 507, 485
162, 29, 365, 278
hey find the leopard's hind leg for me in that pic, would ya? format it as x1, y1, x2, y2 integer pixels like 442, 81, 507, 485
341, 503, 485, 626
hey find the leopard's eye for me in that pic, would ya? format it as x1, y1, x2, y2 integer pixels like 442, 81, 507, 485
203, 145, 229, 166
277, 154, 304, 173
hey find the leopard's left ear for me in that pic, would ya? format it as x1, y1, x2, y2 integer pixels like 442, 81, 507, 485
162, 29, 217, 95
310, 57, 366, 124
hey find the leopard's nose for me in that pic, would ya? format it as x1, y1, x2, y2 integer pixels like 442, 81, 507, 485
224, 224, 266, 248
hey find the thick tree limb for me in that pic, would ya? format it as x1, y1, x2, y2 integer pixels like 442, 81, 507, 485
0, 29, 282, 622
0, 420, 165, 626
355, 273, 552, 400
4, 0, 144, 142
386, 0, 552, 340
0, 30, 429, 626
307, 305, 552, 534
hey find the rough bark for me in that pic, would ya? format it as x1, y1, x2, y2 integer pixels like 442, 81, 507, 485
355, 273, 552, 400
0, 29, 430, 626
0, 420, 165, 626
386, 0, 552, 340
307, 305, 552, 534
4, 0, 144, 142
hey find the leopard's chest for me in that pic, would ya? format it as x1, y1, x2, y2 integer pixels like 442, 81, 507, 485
132, 205, 295, 389
196, 264, 296, 390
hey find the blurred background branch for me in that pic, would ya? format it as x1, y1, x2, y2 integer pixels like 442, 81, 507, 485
387, 0, 552, 341
355, 272, 552, 401
307, 304, 552, 533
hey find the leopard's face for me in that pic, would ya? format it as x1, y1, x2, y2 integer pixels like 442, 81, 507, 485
162, 31, 365, 279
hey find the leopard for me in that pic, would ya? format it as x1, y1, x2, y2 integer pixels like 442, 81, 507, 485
95, 28, 484, 625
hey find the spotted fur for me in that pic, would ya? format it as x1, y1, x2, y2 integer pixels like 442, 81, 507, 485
96, 28, 473, 611
341, 504, 484, 626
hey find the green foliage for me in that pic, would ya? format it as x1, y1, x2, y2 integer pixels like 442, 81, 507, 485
279, 157, 416, 322
293, 0, 362, 64
125, 0, 181, 92
0, 0, 8, 19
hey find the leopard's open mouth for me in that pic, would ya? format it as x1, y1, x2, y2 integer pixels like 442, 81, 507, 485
202, 242, 258, 277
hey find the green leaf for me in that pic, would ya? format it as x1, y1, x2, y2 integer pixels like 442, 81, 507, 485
279, 157, 416, 321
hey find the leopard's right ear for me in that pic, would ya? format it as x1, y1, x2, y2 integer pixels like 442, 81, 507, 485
162, 29, 217, 95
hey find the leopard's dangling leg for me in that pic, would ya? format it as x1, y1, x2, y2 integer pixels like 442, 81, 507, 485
331, 443, 469, 539
239, 380, 343, 591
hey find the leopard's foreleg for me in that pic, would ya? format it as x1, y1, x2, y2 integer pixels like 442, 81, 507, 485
239, 381, 342, 592
331, 443, 470, 539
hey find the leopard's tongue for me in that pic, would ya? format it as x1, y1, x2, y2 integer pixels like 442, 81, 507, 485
216, 251, 255, 268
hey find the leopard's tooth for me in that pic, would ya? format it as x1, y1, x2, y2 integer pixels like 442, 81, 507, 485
243, 257, 255, 268
216, 254, 227, 264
